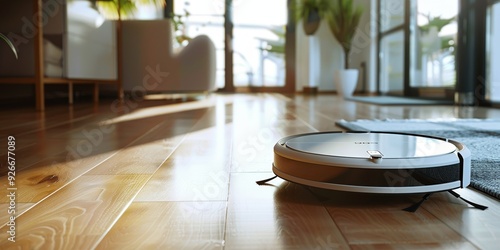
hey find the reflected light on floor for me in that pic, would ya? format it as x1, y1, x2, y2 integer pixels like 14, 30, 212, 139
100, 95, 234, 126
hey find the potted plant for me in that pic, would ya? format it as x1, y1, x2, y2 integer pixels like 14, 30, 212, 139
88, 0, 165, 19
294, 0, 331, 94
1, 33, 18, 59
327, 0, 363, 98
295, 0, 331, 35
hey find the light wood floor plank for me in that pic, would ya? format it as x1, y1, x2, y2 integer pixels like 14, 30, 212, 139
327, 206, 473, 246
309, 188, 479, 247
86, 120, 189, 175
0, 203, 34, 226
0, 93, 499, 249
423, 189, 500, 249
224, 173, 350, 249
350, 242, 478, 250
133, 159, 230, 202
0, 175, 149, 249
96, 201, 227, 249
0, 150, 116, 203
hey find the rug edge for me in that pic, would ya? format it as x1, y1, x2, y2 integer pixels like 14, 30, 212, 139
335, 120, 369, 131
336, 118, 500, 201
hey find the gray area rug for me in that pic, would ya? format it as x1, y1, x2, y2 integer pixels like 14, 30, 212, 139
346, 96, 453, 105
336, 118, 500, 200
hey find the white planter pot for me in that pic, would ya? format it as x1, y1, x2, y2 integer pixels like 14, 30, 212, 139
334, 69, 359, 98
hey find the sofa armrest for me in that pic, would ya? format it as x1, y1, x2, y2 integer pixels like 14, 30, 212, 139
176, 35, 217, 92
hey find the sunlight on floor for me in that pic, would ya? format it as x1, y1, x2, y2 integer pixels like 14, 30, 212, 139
100, 94, 235, 126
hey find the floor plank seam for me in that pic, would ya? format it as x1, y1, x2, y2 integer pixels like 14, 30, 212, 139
422, 197, 484, 249
91, 128, 190, 247
4, 115, 171, 225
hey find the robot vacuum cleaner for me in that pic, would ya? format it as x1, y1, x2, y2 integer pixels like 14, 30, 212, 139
270, 131, 471, 194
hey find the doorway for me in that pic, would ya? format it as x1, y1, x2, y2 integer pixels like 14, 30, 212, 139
172, 0, 294, 92
487, 1, 500, 103
378, 0, 458, 98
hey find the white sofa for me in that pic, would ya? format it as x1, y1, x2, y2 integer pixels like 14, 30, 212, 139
121, 19, 217, 93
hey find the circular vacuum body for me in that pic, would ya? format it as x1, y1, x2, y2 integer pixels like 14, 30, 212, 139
273, 132, 471, 194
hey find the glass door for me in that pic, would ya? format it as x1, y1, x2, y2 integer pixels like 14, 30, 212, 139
379, 31, 405, 94
173, 0, 292, 92
378, 0, 405, 95
486, 1, 500, 103
378, 0, 459, 98
409, 0, 458, 90
232, 0, 288, 90
174, 0, 226, 89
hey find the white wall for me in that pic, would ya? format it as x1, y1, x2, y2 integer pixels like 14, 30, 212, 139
350, 0, 377, 93
295, 19, 342, 92
295, 0, 376, 93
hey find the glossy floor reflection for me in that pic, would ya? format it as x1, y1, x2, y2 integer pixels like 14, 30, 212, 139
0, 93, 499, 249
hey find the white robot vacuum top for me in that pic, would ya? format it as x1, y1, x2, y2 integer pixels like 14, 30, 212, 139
272, 131, 471, 194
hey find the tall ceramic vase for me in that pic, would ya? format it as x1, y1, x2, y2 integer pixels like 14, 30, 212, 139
334, 69, 358, 98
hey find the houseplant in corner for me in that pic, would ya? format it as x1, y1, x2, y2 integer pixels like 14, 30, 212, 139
295, 0, 332, 94
327, 0, 362, 98
88, 0, 165, 19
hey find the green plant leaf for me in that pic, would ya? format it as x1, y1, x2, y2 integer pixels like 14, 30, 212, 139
327, 0, 363, 69
294, 0, 332, 22
0, 33, 18, 59
88, 0, 165, 19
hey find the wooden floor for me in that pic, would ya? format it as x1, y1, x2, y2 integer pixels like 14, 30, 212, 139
1, 93, 499, 249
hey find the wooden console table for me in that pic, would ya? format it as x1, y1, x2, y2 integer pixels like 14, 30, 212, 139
0, 0, 123, 111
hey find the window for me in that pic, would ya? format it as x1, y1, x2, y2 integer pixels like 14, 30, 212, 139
379, 31, 404, 93
409, 0, 458, 88
173, 0, 292, 91
486, 2, 500, 102
380, 0, 405, 32
232, 0, 287, 87
378, 0, 406, 94
174, 0, 225, 88
378, 0, 459, 97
